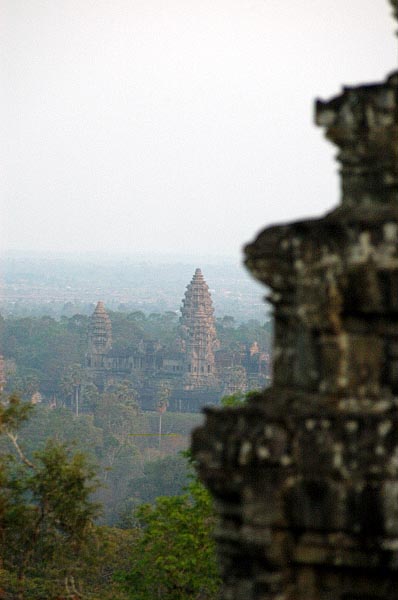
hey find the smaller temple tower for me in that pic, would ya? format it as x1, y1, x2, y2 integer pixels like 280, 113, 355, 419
180, 268, 219, 389
86, 301, 112, 375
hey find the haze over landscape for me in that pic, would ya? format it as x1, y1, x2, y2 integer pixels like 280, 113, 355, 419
2, 0, 396, 261
1, 2, 397, 598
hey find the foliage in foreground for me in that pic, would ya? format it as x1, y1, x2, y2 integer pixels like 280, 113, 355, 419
0, 394, 118, 600
118, 392, 260, 599
221, 390, 261, 407
120, 475, 221, 600
0, 392, 264, 598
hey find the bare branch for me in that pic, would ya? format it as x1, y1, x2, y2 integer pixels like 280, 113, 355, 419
6, 431, 35, 469
65, 575, 86, 599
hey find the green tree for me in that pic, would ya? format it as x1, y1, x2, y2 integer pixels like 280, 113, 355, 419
107, 312, 146, 355
221, 389, 261, 407
121, 466, 220, 600
122, 453, 189, 519
1, 315, 87, 397
0, 394, 100, 599
94, 380, 140, 453
93, 381, 141, 523
60, 363, 86, 413
20, 404, 103, 460
80, 381, 101, 413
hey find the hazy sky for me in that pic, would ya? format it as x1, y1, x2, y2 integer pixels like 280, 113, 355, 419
2, 0, 397, 260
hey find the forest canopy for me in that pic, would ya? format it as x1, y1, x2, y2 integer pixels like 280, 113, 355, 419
0, 311, 272, 401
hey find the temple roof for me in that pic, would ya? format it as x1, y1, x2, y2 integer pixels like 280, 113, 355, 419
181, 268, 214, 320
88, 301, 112, 352
93, 301, 108, 314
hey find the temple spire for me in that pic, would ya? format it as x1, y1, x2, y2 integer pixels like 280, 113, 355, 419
87, 302, 112, 369
180, 269, 219, 389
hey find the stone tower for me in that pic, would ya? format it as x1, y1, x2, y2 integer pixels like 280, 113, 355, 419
87, 301, 112, 371
192, 4, 398, 600
180, 268, 219, 389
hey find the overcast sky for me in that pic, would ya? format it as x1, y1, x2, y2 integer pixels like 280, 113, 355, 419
2, 0, 397, 261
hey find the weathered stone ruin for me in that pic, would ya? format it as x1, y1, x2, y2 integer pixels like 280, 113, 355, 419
192, 3, 398, 599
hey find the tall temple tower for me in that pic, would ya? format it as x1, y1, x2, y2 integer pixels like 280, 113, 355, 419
86, 301, 112, 372
180, 269, 219, 389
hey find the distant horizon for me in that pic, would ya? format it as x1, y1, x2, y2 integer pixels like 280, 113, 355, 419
3, 0, 395, 258
0, 250, 269, 322
2, 247, 247, 265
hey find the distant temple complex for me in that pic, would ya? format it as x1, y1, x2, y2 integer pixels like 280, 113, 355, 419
86, 268, 270, 411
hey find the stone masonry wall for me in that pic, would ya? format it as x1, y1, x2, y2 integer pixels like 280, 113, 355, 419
192, 4, 398, 599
